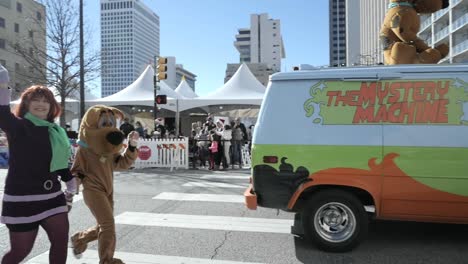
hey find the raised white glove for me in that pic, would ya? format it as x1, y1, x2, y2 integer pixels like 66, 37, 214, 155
127, 131, 139, 147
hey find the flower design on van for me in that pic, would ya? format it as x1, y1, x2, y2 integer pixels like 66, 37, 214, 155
304, 81, 328, 124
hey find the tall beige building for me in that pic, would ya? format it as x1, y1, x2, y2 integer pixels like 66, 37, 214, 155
0, 0, 46, 99
356, 0, 389, 66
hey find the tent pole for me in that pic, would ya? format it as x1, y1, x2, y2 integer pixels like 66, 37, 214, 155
176, 99, 180, 137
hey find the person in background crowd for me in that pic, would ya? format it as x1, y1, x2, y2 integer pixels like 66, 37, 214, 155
154, 118, 167, 139
188, 129, 199, 169
235, 117, 248, 142
248, 124, 255, 153
208, 131, 218, 170
214, 119, 230, 170
65, 124, 78, 139
205, 116, 216, 131
0, 65, 76, 264
196, 123, 210, 168
222, 124, 232, 169
119, 117, 135, 137
135, 121, 145, 138
231, 118, 246, 169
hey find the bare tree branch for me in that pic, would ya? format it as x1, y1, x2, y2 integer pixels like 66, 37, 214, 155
11, 0, 100, 126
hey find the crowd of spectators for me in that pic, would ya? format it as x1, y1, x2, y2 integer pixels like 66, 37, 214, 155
189, 116, 253, 170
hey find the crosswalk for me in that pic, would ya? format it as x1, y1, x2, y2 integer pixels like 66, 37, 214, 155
23, 171, 294, 264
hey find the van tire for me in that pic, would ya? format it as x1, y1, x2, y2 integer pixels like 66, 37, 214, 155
301, 189, 368, 252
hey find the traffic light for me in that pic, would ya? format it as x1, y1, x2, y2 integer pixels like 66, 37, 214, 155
157, 57, 168, 80
155, 94, 167, 104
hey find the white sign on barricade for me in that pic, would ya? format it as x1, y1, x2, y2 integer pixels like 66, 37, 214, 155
134, 138, 189, 170
241, 145, 251, 169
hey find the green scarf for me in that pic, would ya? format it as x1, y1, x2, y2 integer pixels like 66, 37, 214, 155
25, 112, 71, 172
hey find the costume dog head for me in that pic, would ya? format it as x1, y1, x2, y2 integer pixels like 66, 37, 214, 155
78, 105, 125, 156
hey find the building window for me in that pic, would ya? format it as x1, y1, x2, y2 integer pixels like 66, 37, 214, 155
29, 30, 33, 38
14, 23, 19, 33
0, 39, 5, 49
29, 66, 33, 73
0, 59, 5, 66
36, 11, 42, 21
0, 17, 4, 28
16, 2, 22, 13
29, 47, 33, 56
15, 63, 20, 71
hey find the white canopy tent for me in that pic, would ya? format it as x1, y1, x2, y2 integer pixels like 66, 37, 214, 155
179, 63, 266, 112
87, 65, 184, 111
175, 76, 198, 98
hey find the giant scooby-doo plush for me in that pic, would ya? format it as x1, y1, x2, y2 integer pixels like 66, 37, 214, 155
380, 0, 450, 64
70, 105, 139, 264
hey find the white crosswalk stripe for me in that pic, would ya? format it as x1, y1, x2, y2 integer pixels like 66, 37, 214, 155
183, 182, 247, 188
115, 212, 293, 233
200, 175, 250, 180
153, 192, 244, 203
26, 249, 266, 264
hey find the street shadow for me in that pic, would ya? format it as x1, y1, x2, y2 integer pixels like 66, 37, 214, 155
293, 220, 468, 264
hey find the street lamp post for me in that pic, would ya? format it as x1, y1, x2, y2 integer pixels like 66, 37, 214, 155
79, 0, 85, 122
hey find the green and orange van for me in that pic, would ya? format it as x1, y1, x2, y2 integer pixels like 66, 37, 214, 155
244, 64, 468, 252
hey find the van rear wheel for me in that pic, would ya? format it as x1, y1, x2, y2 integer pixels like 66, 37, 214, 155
301, 189, 368, 252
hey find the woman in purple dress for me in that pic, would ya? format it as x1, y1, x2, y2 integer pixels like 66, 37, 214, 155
0, 65, 76, 264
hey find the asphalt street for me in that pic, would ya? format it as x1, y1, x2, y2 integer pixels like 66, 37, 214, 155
0, 168, 467, 264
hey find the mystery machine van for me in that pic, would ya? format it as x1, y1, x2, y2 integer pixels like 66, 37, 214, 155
244, 64, 468, 252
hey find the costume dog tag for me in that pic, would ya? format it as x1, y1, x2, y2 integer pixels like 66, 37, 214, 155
100, 156, 107, 163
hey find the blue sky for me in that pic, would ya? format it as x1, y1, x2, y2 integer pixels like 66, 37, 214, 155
84, 0, 330, 96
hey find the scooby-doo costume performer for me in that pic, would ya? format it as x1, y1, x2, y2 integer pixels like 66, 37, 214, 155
380, 0, 449, 64
70, 105, 139, 264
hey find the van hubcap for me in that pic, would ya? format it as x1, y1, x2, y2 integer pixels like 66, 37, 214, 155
314, 202, 356, 243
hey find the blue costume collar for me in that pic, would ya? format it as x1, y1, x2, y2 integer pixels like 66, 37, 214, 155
388, 2, 414, 9
77, 139, 89, 148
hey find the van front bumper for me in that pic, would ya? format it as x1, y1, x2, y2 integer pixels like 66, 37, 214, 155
244, 184, 258, 210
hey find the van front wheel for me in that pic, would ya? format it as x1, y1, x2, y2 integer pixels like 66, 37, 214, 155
301, 190, 368, 252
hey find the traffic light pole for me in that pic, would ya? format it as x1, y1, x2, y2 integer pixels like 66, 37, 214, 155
154, 56, 168, 136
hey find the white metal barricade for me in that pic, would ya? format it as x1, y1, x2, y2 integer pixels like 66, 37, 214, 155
134, 138, 189, 170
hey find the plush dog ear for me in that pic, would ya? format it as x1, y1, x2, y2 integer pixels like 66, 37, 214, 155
107, 106, 125, 121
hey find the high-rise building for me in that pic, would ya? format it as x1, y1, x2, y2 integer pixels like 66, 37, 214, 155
100, 0, 160, 97
0, 0, 46, 99
228, 13, 285, 84
418, 0, 468, 63
329, 0, 347, 67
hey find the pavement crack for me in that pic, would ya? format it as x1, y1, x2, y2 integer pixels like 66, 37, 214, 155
211, 231, 231, 260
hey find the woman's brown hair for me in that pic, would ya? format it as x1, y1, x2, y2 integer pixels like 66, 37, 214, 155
14, 85, 61, 122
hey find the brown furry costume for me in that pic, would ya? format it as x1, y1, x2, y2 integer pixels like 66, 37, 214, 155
380, 0, 450, 64
70, 105, 138, 264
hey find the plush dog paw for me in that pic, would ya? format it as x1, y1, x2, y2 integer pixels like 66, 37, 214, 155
71, 233, 87, 257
